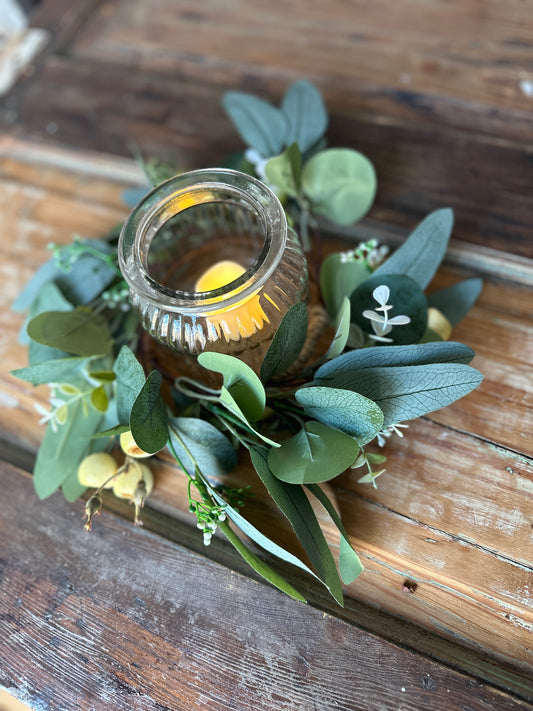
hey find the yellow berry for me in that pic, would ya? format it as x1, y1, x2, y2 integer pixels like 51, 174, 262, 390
427, 307, 453, 341
78, 453, 118, 488
119, 430, 152, 458
112, 461, 154, 500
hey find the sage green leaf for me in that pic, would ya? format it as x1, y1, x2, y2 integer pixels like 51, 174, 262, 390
264, 143, 302, 196
251, 448, 344, 605
11, 357, 88, 386
373, 208, 453, 289
198, 351, 265, 422
218, 519, 306, 602
260, 302, 308, 383
209, 485, 318, 583
168, 417, 237, 477
319, 252, 369, 318
25, 282, 73, 363
33, 398, 103, 499
316, 341, 475, 384
130, 371, 169, 454
324, 363, 483, 427
91, 385, 108, 413
302, 148, 376, 226
268, 420, 359, 484
91, 423, 130, 439
27, 308, 112, 357
114, 345, 146, 426
281, 79, 328, 152
350, 274, 428, 345
305, 483, 363, 584
428, 278, 483, 326
217, 387, 280, 447
295, 387, 383, 445
419, 328, 444, 343
61, 470, 87, 502
324, 298, 351, 360
89, 370, 116, 383
222, 91, 287, 156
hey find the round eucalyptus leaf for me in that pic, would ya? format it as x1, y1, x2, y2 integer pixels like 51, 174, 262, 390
350, 274, 428, 345
302, 148, 376, 226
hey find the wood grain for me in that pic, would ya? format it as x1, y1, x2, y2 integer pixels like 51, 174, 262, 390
1, 462, 532, 711
1, 142, 532, 695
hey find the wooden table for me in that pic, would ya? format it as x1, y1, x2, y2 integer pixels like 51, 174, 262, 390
1, 1, 532, 709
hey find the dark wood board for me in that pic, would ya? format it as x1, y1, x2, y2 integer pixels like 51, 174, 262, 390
1, 462, 532, 711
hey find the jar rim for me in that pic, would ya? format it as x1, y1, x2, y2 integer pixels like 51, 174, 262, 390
118, 168, 288, 314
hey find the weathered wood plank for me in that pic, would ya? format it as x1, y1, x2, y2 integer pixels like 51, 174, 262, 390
1, 462, 532, 711
1, 56, 532, 258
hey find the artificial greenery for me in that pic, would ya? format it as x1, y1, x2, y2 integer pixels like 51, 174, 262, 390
11, 80, 484, 605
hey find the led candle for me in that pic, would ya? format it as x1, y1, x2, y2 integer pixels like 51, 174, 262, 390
195, 260, 273, 341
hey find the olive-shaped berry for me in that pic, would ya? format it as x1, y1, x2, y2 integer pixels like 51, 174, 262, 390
119, 430, 152, 458
113, 461, 154, 500
78, 453, 118, 488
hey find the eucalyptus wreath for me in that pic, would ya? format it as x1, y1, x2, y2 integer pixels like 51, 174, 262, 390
11, 81, 483, 604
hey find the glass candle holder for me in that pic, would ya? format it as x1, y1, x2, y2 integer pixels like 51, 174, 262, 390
118, 169, 308, 373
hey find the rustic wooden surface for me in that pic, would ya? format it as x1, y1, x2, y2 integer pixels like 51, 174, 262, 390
1, 0, 533, 707
2, 462, 533, 711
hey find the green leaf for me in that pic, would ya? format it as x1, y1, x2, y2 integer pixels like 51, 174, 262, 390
268, 420, 359, 483
324, 298, 351, 360
61, 470, 87, 502
350, 274, 428, 345
168, 417, 238, 477
302, 148, 376, 226
33, 398, 103, 499
217, 387, 280, 448
90, 385, 108, 413
218, 519, 306, 602
222, 91, 287, 156
129, 371, 169, 454
373, 209, 453, 289
198, 352, 265, 422
27, 308, 112, 357
113, 345, 146, 426
25, 281, 73, 363
281, 80, 328, 152
428, 278, 483, 327
322, 363, 483, 427
316, 341, 475, 384
10, 356, 88, 386
264, 143, 302, 196
305, 484, 363, 584
91, 423, 130, 439
251, 448, 344, 605
89, 370, 116, 383
319, 252, 369, 318
295, 387, 383, 445
260, 302, 308, 383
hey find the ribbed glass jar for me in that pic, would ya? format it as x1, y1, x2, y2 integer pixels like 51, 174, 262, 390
118, 169, 308, 373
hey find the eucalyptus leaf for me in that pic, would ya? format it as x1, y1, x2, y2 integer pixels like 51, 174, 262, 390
295, 387, 383, 445
198, 352, 265, 422
222, 92, 287, 156
319, 252, 369, 318
91, 423, 130, 439
321, 363, 483, 427
315, 341, 475, 384
217, 387, 280, 448
302, 148, 376, 226
168, 417, 238, 478
428, 278, 483, 327
324, 298, 351, 360
264, 143, 302, 196
33, 398, 103, 499
260, 302, 308, 383
373, 209, 453, 289
11, 356, 88, 386
305, 484, 363, 584
114, 345, 146, 426
217, 519, 306, 602
91, 385, 108, 413
61, 470, 88, 502
26, 282, 74, 364
130, 371, 169, 454
281, 80, 328, 152
251, 448, 344, 605
27, 308, 112, 357
268, 420, 359, 484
